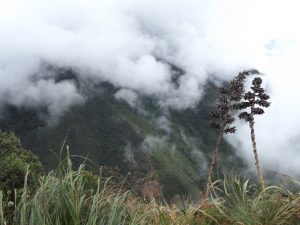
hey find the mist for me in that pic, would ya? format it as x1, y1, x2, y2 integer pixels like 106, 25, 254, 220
1, 0, 300, 175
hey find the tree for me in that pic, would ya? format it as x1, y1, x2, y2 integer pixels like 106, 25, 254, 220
0, 130, 42, 193
203, 71, 248, 201
234, 77, 270, 190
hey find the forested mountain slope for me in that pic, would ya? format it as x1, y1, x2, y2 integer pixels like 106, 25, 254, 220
0, 78, 245, 198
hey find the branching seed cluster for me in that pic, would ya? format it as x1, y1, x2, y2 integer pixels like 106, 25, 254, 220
234, 77, 271, 123
209, 71, 249, 134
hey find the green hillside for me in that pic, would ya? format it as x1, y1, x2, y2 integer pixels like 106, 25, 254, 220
0, 81, 245, 199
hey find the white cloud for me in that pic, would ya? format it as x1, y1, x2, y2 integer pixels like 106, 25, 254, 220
114, 89, 139, 108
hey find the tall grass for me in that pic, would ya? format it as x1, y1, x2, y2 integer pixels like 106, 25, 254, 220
212, 175, 300, 225
1, 153, 300, 224
0, 153, 215, 225
13, 161, 153, 225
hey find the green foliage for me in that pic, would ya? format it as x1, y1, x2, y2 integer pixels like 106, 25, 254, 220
212, 175, 300, 225
0, 154, 209, 225
0, 130, 22, 155
0, 154, 299, 225
0, 130, 42, 193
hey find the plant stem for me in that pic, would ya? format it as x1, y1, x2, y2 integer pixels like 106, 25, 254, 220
203, 123, 225, 202
249, 120, 265, 190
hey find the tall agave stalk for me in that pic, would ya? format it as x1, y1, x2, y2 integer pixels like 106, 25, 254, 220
234, 77, 270, 190
203, 71, 248, 202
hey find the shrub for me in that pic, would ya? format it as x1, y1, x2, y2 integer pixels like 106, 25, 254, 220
0, 130, 42, 193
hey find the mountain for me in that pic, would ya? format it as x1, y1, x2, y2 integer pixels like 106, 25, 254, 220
0, 76, 245, 199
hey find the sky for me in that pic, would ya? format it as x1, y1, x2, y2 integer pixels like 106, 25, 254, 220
0, 0, 300, 176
